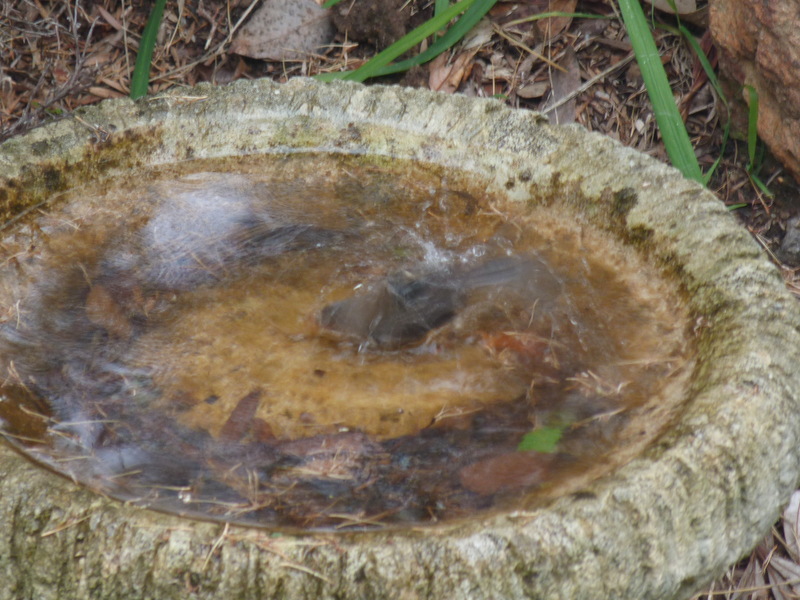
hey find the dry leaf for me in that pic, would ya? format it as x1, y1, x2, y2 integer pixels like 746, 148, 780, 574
783, 490, 800, 562
764, 553, 800, 600
96, 5, 123, 31
545, 46, 579, 125
219, 388, 263, 442
428, 50, 476, 93
229, 0, 334, 61
516, 81, 549, 99
536, 0, 578, 40
459, 451, 555, 495
88, 86, 125, 100
642, 0, 697, 14
461, 17, 494, 51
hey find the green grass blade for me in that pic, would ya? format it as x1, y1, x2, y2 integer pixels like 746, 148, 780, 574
363, 9, 600, 80
371, 0, 497, 78
750, 173, 774, 198
659, 23, 729, 111
316, 0, 495, 82
702, 118, 730, 185
434, 0, 451, 40
658, 22, 730, 183
617, 0, 703, 183
130, 0, 166, 100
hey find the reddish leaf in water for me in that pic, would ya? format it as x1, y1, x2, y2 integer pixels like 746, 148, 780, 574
459, 451, 555, 495
250, 418, 275, 443
482, 332, 548, 368
219, 388, 263, 442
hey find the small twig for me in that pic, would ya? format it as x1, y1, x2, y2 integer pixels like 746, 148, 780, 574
41, 515, 90, 537
202, 522, 230, 570
279, 561, 333, 583
492, 23, 565, 73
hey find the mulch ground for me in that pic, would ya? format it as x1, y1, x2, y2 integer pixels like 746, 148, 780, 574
2, 0, 800, 597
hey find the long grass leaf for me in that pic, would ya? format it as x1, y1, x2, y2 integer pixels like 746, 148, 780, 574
435, 0, 451, 17
659, 23, 728, 111
130, 0, 166, 99
617, 0, 703, 183
435, 0, 451, 40
316, 0, 492, 82
658, 22, 729, 183
703, 118, 730, 185
371, 0, 497, 77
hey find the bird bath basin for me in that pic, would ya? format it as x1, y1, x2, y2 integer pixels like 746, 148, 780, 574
0, 78, 799, 599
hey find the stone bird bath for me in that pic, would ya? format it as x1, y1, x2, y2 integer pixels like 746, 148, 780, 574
0, 78, 799, 599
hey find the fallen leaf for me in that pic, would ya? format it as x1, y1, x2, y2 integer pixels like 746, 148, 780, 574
250, 418, 275, 442
545, 45, 580, 125
459, 451, 555, 495
516, 81, 549, 99
229, 0, 334, 61
783, 490, 800, 562
220, 388, 263, 441
536, 0, 578, 41
428, 50, 476, 93
461, 17, 494, 51
88, 86, 126, 100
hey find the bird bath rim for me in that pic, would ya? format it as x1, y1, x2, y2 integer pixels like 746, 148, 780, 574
0, 78, 798, 600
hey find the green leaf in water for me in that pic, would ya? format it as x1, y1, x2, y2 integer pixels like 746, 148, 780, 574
517, 426, 563, 453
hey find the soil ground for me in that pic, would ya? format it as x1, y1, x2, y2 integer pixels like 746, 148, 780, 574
2, 0, 800, 597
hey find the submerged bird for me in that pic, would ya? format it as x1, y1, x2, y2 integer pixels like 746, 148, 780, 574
118, 172, 346, 291
319, 255, 559, 349
81, 172, 348, 337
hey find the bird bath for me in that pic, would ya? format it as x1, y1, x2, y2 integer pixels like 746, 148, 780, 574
0, 78, 799, 599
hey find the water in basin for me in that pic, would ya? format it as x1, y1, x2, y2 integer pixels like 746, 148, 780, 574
0, 153, 692, 529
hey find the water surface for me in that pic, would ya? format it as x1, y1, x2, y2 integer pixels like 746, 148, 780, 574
0, 154, 692, 529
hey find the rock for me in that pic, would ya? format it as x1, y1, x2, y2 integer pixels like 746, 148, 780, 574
229, 0, 334, 61
778, 216, 800, 266
329, 0, 410, 49
710, 0, 800, 180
